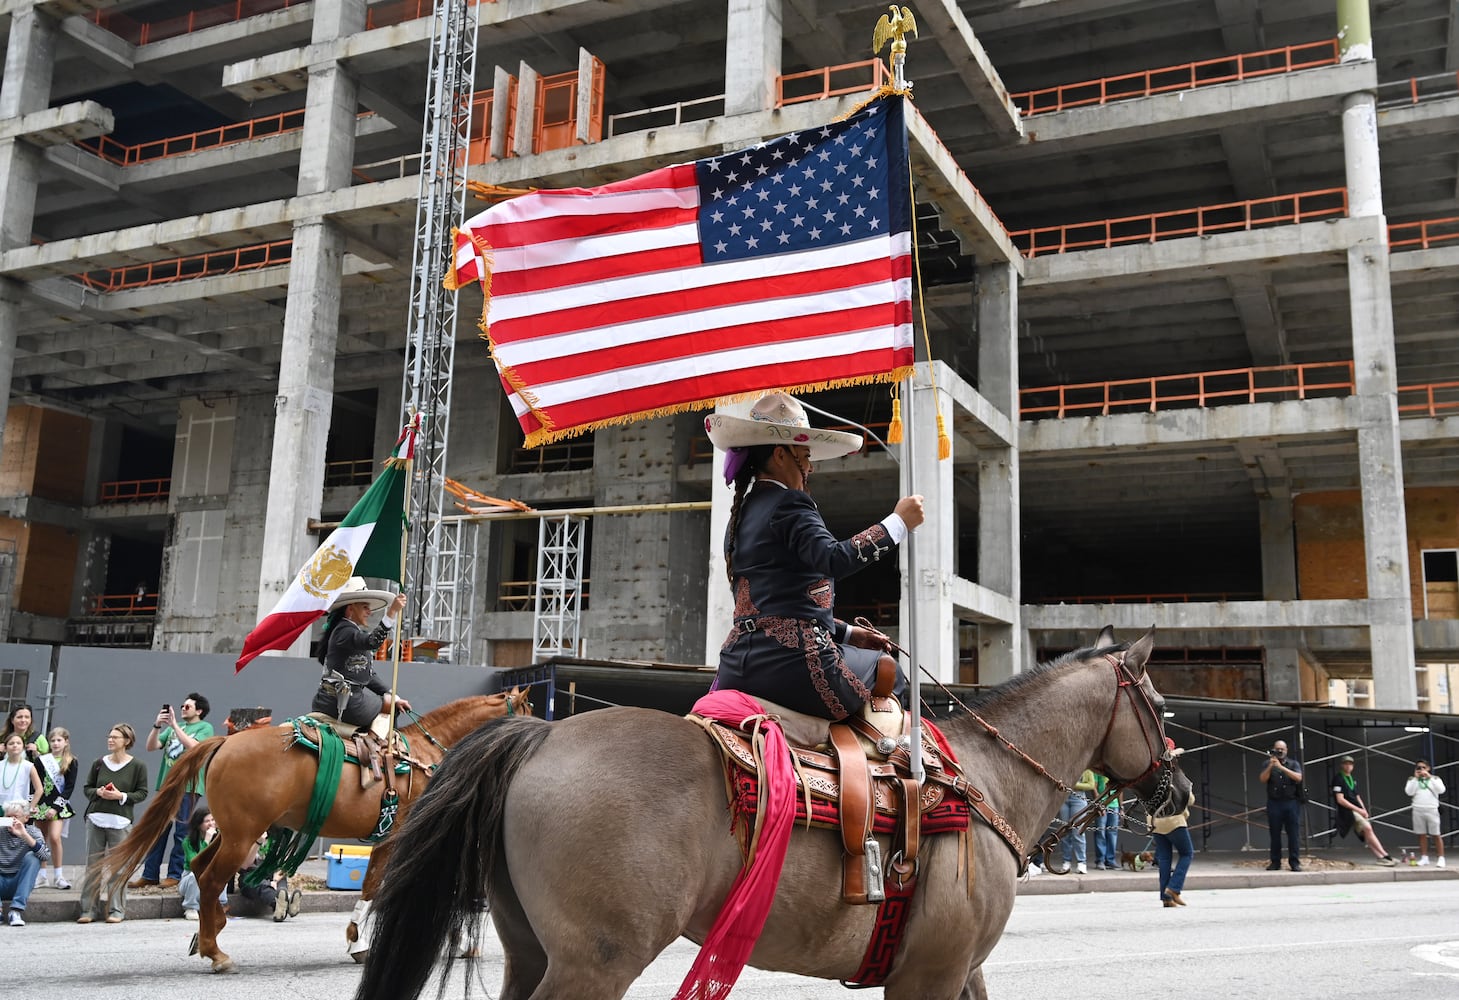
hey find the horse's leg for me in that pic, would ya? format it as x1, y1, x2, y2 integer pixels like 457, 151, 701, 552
194, 832, 259, 973
488, 858, 547, 1000
346, 835, 395, 963
959, 965, 990, 1000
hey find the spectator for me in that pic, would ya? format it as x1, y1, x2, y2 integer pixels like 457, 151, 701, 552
2, 704, 48, 757
235, 831, 301, 922
1261, 738, 1304, 871
34, 727, 78, 889
1330, 755, 1397, 866
1404, 759, 1446, 868
1054, 769, 1097, 875
1, 798, 50, 925
178, 805, 227, 921
0, 733, 41, 816
1091, 771, 1121, 870
77, 723, 149, 924
1151, 798, 1192, 907
130, 693, 213, 890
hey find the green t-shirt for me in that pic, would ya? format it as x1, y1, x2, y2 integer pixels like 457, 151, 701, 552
156, 720, 214, 794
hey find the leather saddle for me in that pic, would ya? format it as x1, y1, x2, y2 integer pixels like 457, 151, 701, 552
299, 713, 406, 789
698, 665, 967, 906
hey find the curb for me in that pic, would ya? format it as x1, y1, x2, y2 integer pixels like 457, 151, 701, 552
1017, 866, 1458, 896
11, 887, 365, 924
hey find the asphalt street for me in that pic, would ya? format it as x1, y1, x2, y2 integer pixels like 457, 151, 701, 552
16, 881, 1457, 999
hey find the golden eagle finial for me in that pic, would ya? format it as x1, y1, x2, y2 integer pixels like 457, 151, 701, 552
873, 5, 918, 57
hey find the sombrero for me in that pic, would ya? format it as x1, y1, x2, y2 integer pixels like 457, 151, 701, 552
703, 392, 863, 462
327, 577, 395, 614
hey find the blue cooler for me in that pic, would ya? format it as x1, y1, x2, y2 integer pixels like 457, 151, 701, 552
327, 845, 372, 890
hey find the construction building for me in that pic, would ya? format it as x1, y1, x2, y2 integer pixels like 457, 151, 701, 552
0, 0, 1455, 711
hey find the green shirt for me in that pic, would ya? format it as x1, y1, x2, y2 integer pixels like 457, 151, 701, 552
156, 720, 214, 794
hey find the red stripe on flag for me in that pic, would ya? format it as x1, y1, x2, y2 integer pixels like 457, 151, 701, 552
235, 609, 324, 672
484, 204, 697, 250
490, 243, 703, 297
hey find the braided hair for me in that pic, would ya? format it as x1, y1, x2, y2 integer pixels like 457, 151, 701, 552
316, 606, 349, 664
725, 444, 778, 585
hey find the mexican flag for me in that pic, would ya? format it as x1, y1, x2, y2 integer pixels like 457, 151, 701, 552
235, 428, 412, 672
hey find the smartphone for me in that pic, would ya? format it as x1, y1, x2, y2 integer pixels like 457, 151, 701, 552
162, 703, 172, 715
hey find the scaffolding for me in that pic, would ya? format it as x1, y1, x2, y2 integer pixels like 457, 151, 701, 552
533, 515, 587, 663
398, 0, 479, 649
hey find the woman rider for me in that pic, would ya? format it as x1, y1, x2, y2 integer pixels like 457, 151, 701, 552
312, 578, 412, 730
705, 392, 924, 720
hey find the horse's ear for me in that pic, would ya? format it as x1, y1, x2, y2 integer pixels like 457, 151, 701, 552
1095, 625, 1116, 650
1124, 627, 1156, 676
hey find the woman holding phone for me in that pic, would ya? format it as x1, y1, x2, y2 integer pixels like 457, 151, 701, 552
77, 723, 149, 924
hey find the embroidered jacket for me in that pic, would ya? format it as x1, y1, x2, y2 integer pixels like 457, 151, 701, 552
312, 617, 392, 725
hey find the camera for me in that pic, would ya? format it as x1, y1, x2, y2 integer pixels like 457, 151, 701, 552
1269, 749, 1282, 758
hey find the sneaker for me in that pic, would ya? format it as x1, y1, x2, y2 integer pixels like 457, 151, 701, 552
1438, 856, 1447, 868
183, 909, 199, 921
1417, 855, 1430, 866
54, 877, 72, 890
8, 910, 24, 927
34, 873, 49, 889
1076, 862, 1088, 875
286, 889, 302, 919
1289, 863, 1303, 872
1026, 863, 1042, 878
273, 889, 289, 922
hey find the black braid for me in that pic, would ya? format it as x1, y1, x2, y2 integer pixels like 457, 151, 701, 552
725, 445, 777, 585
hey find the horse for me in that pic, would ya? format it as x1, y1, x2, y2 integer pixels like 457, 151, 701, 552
104, 689, 531, 973
355, 628, 1192, 1000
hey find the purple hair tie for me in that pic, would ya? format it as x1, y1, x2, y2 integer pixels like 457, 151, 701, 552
722, 447, 748, 486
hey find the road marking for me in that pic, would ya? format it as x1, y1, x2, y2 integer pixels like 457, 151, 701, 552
988, 934, 1454, 969
1412, 941, 1459, 971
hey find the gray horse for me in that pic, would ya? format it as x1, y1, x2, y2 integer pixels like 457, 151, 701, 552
356, 626, 1192, 1000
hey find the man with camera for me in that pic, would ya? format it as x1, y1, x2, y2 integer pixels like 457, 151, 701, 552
1404, 759, 1446, 867
1260, 739, 1305, 871
128, 693, 213, 890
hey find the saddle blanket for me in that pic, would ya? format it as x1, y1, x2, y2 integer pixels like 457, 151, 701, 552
728, 767, 970, 835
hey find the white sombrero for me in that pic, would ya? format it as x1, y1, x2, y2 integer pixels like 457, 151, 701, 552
327, 577, 395, 614
703, 392, 863, 462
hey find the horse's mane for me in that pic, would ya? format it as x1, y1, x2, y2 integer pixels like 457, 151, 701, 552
960, 640, 1131, 713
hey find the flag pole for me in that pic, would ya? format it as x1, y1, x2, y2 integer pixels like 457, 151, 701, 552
386, 412, 418, 744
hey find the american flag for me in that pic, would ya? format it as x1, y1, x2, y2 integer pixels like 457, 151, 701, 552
451, 94, 914, 446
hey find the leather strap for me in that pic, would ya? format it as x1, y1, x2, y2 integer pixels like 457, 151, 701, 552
871, 654, 897, 698
829, 725, 874, 904
894, 776, 920, 873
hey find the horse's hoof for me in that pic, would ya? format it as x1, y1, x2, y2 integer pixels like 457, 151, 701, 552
211, 957, 237, 974
350, 949, 369, 965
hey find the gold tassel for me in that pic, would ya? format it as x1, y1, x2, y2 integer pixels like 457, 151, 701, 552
936, 410, 951, 460
887, 395, 904, 444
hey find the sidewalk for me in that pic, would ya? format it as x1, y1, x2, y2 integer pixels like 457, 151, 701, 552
6, 857, 362, 924
6, 851, 1452, 923
1018, 847, 1457, 896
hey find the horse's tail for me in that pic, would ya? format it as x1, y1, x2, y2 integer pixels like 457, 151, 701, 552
355, 715, 551, 1000
102, 735, 226, 886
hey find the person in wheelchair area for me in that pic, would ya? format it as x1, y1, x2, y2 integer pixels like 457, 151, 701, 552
706, 392, 924, 721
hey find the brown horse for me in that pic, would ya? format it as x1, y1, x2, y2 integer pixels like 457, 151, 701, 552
104, 689, 530, 973
356, 628, 1191, 1000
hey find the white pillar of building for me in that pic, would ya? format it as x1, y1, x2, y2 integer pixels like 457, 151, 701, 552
703, 398, 754, 666
900, 366, 958, 682
724, 0, 781, 116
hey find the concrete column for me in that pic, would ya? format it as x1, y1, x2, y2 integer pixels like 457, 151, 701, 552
703, 398, 753, 666
1265, 647, 1302, 702
1341, 92, 1382, 219
724, 0, 782, 117
976, 262, 1021, 684
1336, 0, 1372, 62
514, 63, 539, 158
310, 0, 366, 42
297, 64, 360, 195
1347, 217, 1417, 709
255, 220, 346, 641
0, 9, 57, 119
899, 367, 957, 683
1259, 496, 1297, 600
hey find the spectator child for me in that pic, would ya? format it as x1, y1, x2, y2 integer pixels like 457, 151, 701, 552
0, 734, 41, 816
34, 727, 78, 888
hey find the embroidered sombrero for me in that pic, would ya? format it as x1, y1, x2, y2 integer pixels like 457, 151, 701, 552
704, 392, 863, 462
327, 577, 395, 614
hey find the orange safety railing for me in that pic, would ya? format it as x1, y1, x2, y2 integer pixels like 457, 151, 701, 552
1397, 382, 1459, 418
76, 240, 292, 293
79, 109, 308, 167
1019, 361, 1355, 419
467, 82, 518, 165
1378, 71, 1459, 108
1389, 216, 1459, 251
777, 59, 890, 107
324, 459, 375, 488
99, 478, 171, 503
1010, 188, 1348, 257
91, 593, 160, 615
535, 59, 605, 154
365, 0, 491, 31
1012, 38, 1339, 116
90, 0, 305, 45
497, 579, 591, 613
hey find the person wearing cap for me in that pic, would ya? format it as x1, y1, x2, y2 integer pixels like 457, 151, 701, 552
312, 578, 411, 730
704, 392, 924, 721
1330, 754, 1397, 866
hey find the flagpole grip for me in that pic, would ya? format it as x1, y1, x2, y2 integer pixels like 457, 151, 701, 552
900, 370, 924, 783
387, 415, 418, 743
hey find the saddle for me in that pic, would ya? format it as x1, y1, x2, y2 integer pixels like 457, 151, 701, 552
298, 713, 407, 789
698, 665, 971, 906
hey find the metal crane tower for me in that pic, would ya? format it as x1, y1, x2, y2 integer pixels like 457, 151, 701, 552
398, 0, 479, 656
